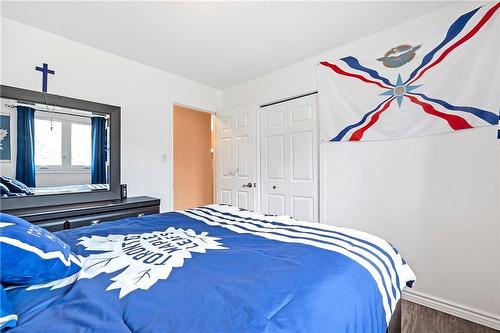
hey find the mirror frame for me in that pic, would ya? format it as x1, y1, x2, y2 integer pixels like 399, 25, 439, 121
0, 85, 121, 210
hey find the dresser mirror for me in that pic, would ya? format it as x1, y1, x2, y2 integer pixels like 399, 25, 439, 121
0, 85, 121, 210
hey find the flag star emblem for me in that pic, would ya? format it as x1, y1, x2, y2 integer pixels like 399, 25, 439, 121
380, 74, 421, 107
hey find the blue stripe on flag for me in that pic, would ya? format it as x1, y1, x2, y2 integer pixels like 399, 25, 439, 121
341, 56, 394, 87
198, 206, 400, 298
188, 208, 396, 311
404, 6, 481, 85
331, 96, 392, 141
408, 92, 498, 125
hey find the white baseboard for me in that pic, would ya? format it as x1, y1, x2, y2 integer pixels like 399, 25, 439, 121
402, 289, 500, 331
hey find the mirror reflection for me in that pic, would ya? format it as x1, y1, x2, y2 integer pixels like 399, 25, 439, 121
1, 98, 110, 197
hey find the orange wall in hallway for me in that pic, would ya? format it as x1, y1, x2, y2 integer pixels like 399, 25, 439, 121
173, 105, 213, 210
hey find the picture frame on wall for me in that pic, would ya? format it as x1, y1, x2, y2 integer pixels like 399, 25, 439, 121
0, 113, 11, 162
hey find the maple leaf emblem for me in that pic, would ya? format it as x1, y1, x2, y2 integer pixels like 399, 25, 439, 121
27, 227, 226, 297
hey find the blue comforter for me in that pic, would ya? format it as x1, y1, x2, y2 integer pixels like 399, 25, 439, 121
5, 205, 415, 333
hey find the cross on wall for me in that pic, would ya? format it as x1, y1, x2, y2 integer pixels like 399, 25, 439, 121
35, 63, 55, 93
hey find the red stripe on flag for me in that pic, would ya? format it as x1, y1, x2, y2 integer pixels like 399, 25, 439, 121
406, 95, 473, 130
320, 61, 391, 90
408, 2, 499, 85
349, 97, 395, 141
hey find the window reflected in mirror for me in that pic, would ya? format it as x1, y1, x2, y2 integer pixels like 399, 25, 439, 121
1, 98, 110, 197
35, 118, 63, 166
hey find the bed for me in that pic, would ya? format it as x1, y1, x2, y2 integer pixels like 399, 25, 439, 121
3, 205, 415, 332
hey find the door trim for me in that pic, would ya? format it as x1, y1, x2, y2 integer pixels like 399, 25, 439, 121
319, 141, 325, 223
255, 104, 262, 212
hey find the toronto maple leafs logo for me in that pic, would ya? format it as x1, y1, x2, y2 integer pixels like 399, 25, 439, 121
27, 227, 226, 297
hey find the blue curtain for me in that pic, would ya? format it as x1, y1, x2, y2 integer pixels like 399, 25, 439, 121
16, 106, 36, 187
91, 116, 107, 184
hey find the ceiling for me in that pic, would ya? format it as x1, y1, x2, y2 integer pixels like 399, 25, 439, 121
1, 1, 455, 90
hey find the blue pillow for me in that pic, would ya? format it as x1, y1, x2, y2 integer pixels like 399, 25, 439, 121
0, 183, 9, 195
0, 213, 82, 285
0, 176, 33, 195
0, 284, 17, 330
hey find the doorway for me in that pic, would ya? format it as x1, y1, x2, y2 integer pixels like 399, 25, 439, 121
173, 105, 214, 210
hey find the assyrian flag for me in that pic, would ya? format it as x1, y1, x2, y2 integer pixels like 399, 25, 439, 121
318, 3, 499, 142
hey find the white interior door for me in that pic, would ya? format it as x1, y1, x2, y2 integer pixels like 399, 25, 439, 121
216, 106, 256, 210
260, 95, 318, 222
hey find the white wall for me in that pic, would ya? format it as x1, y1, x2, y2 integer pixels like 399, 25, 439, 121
222, 1, 500, 322
1, 18, 222, 211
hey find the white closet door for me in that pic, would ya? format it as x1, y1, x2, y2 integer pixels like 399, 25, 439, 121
216, 107, 256, 210
260, 95, 318, 222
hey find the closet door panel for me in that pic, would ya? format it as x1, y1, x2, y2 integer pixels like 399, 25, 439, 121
260, 95, 318, 222
265, 135, 285, 180
291, 131, 313, 182
266, 193, 286, 216
291, 195, 314, 222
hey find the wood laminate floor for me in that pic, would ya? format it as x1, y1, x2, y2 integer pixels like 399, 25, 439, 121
402, 300, 499, 333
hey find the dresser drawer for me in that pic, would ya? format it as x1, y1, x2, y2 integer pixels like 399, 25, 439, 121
66, 207, 159, 229
5, 196, 161, 231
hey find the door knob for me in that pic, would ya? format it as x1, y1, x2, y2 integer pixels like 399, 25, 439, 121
272, 185, 277, 189
242, 182, 253, 188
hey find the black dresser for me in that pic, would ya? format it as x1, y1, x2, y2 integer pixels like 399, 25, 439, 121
2, 196, 160, 232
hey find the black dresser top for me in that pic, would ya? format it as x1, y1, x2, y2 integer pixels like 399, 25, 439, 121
2, 196, 160, 222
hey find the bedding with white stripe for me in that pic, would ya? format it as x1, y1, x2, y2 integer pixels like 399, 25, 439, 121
181, 205, 415, 325
5, 205, 415, 333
